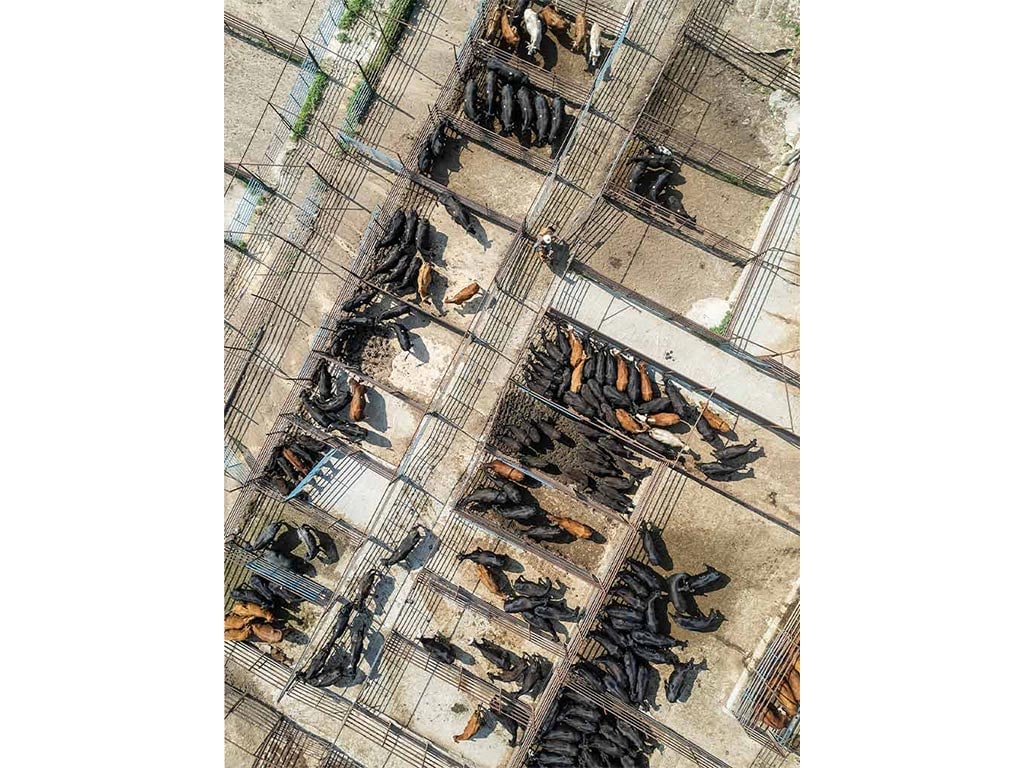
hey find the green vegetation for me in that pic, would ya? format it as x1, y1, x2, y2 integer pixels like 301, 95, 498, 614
338, 0, 372, 36
341, 0, 416, 134
291, 70, 329, 140
711, 310, 733, 336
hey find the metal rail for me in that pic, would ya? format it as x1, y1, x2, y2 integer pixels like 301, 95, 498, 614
633, 116, 786, 196
733, 598, 800, 754
570, 260, 800, 388
565, 674, 735, 768
471, 39, 592, 106
224, 11, 307, 65
386, 632, 534, 724
443, 109, 556, 174
453, 506, 601, 587
685, 16, 799, 96
604, 183, 755, 266
545, 308, 799, 447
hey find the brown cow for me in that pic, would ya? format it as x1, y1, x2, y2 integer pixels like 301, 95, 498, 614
539, 5, 569, 33
445, 281, 480, 305
500, 9, 520, 48
569, 12, 587, 52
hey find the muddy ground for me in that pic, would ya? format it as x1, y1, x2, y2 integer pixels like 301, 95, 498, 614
487, 382, 654, 517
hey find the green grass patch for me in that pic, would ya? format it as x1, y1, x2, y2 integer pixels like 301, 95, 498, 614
341, 0, 416, 133
339, 0, 372, 32
710, 310, 733, 336
291, 70, 329, 140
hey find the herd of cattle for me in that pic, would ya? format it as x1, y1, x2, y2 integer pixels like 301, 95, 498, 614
464, 57, 570, 153
523, 323, 763, 481
225, 519, 340, 652
294, 358, 371, 445
461, 457, 607, 547
574, 526, 728, 714
492, 407, 650, 515
366, 206, 480, 308
486, 0, 605, 70
624, 144, 697, 224
527, 688, 656, 768
263, 432, 332, 499
458, 542, 584, 641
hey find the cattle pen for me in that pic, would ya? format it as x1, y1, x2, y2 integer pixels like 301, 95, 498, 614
224, 1, 801, 768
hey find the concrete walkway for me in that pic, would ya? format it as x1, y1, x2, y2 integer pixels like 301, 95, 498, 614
550, 271, 800, 434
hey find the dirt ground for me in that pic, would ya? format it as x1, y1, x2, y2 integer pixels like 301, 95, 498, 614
358, 0, 482, 162
674, 53, 798, 176
225, 0, 332, 44
723, 0, 801, 65
671, 415, 800, 532
224, 35, 300, 164
675, 164, 775, 246
442, 140, 547, 223
442, 519, 595, 635
581, 207, 743, 316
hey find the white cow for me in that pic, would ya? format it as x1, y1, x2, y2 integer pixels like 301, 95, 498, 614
588, 22, 603, 69
523, 8, 544, 57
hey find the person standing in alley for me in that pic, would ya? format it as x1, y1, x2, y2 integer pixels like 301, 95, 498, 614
533, 225, 557, 260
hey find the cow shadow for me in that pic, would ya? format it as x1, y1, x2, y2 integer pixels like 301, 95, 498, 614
367, 571, 396, 613
673, 659, 709, 704
452, 644, 476, 666
427, 229, 449, 266
397, 313, 433, 364
722, 447, 765, 469
426, 270, 449, 315
283, 628, 310, 645
587, 529, 608, 545
550, 112, 577, 159
468, 712, 498, 741
450, 288, 487, 316
468, 214, 490, 248
520, 32, 559, 70
428, 136, 467, 185
403, 528, 438, 571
